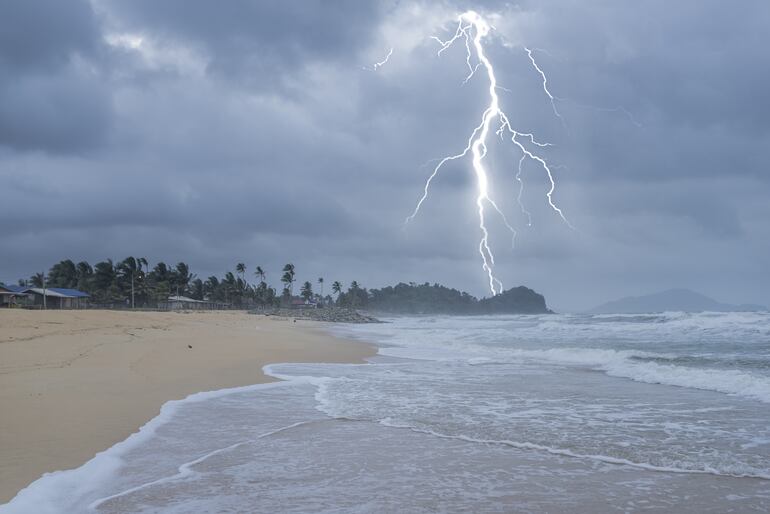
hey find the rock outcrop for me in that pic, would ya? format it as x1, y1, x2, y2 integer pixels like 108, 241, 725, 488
254, 308, 381, 324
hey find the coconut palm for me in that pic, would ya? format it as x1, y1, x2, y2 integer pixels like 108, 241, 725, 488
140, 257, 150, 280
117, 257, 143, 308
173, 262, 194, 297
349, 281, 360, 308
93, 260, 116, 290
332, 281, 342, 296
223, 272, 237, 305
30, 272, 45, 288
76, 261, 93, 292
300, 281, 313, 301
93, 259, 121, 303
190, 278, 204, 300
318, 277, 324, 297
254, 266, 265, 285
136, 258, 148, 305
204, 276, 221, 301
48, 260, 77, 288
235, 263, 248, 303
281, 263, 295, 295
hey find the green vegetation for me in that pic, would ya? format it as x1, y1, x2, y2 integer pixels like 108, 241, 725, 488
281, 263, 296, 296
476, 286, 551, 314
365, 282, 550, 314
11, 259, 550, 313
366, 282, 475, 313
17, 258, 282, 308
300, 281, 314, 301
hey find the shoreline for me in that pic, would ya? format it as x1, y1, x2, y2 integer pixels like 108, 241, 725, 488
0, 309, 376, 503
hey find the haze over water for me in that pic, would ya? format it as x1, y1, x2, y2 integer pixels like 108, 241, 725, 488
4, 311, 770, 512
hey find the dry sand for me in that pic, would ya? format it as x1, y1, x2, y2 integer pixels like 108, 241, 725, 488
0, 309, 374, 503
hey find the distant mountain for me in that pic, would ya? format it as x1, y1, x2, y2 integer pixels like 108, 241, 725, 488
589, 288, 766, 314
365, 282, 551, 315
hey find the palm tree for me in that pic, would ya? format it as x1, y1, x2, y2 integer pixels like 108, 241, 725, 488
204, 276, 221, 302
48, 260, 77, 288
117, 257, 143, 308
318, 277, 324, 297
190, 278, 204, 300
94, 259, 120, 303
223, 272, 236, 306
349, 281, 360, 309
281, 263, 295, 295
167, 262, 194, 298
137, 257, 148, 306
30, 272, 45, 288
254, 266, 265, 285
149, 262, 173, 305
300, 281, 313, 301
140, 257, 150, 280
331, 281, 342, 307
281, 272, 293, 295
76, 261, 93, 292
235, 263, 247, 304
30, 272, 48, 308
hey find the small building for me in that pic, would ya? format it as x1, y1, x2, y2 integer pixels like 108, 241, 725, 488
0, 285, 27, 307
24, 287, 90, 309
159, 295, 225, 310
290, 298, 318, 309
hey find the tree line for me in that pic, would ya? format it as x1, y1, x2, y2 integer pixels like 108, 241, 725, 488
6, 259, 550, 313
9, 258, 367, 309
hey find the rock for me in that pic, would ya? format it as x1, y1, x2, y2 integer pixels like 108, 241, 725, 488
250, 308, 382, 324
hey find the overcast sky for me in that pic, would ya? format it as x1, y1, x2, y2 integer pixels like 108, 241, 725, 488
2, 0, 769, 310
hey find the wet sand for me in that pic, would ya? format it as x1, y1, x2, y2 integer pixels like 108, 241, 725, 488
0, 309, 374, 503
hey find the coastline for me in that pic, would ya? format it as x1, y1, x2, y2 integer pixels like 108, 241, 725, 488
0, 309, 375, 503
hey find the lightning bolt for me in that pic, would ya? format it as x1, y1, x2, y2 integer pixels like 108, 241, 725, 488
524, 47, 566, 128
405, 10, 572, 295
365, 47, 394, 71
524, 48, 642, 128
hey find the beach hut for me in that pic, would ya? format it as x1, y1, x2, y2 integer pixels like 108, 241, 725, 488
0, 285, 23, 307
290, 298, 318, 309
24, 287, 90, 309
160, 295, 223, 310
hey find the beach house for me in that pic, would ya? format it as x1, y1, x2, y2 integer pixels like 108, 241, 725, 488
0, 285, 25, 307
23, 287, 90, 309
290, 298, 318, 309
160, 295, 225, 310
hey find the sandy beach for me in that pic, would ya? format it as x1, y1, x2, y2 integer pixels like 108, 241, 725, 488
0, 309, 374, 503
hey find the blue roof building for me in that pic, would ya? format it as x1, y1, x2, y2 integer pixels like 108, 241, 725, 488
0, 284, 28, 307
23, 287, 90, 309
1, 284, 28, 294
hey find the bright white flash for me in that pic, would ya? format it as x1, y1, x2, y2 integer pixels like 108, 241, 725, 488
406, 11, 572, 295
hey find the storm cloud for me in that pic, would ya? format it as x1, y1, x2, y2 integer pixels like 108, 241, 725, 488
1, 0, 769, 310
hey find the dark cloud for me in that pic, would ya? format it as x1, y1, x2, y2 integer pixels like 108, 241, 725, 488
1, 0, 769, 309
0, 0, 99, 71
99, 0, 386, 88
0, 71, 112, 152
0, 0, 112, 153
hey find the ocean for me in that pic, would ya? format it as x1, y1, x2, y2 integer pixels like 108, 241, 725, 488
4, 312, 770, 513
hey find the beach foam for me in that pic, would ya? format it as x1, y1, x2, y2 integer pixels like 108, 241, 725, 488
335, 311, 770, 403
0, 379, 315, 514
